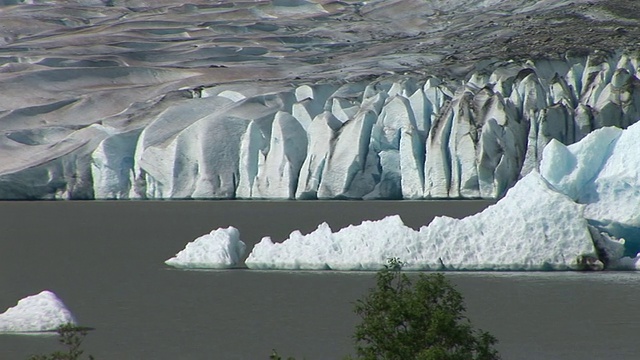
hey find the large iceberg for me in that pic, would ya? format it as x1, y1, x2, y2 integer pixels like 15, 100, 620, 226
0, 291, 76, 333
165, 227, 246, 269
246, 172, 597, 270
540, 122, 640, 259
246, 122, 640, 270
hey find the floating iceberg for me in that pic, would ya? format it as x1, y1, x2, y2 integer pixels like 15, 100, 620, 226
0, 291, 76, 333
246, 172, 597, 270
540, 121, 640, 263
165, 227, 246, 269
246, 122, 640, 270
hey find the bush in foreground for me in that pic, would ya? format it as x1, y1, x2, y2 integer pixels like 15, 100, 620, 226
274, 258, 500, 359
28, 324, 95, 360
350, 258, 499, 360
30, 259, 499, 360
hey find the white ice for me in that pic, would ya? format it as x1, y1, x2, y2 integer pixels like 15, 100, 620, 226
0, 291, 76, 333
541, 121, 640, 268
165, 227, 246, 269
246, 172, 596, 270
0, 3, 638, 200
246, 122, 640, 270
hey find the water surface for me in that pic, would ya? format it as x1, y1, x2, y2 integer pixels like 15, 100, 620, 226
1, 201, 639, 359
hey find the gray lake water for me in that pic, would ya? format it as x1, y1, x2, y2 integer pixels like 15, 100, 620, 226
1, 201, 640, 360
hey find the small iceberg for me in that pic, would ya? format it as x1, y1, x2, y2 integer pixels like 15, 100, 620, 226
165, 226, 247, 269
0, 291, 76, 333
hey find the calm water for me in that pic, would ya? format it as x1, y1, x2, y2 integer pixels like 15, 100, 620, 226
1, 201, 640, 360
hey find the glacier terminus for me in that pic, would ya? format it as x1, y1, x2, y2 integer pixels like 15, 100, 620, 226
23, 54, 640, 200
0, 1, 638, 201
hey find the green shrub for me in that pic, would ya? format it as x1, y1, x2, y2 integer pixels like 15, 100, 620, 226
269, 349, 298, 360
270, 258, 499, 360
350, 258, 499, 360
28, 323, 95, 360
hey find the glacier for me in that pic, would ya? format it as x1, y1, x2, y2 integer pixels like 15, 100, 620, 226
165, 226, 246, 269
14, 53, 640, 200
0, 291, 76, 333
245, 122, 639, 270
0, 1, 638, 200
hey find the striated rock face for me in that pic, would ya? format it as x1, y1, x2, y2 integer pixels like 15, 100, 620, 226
0, 1, 638, 200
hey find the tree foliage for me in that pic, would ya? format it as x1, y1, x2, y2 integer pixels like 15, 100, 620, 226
28, 324, 95, 360
350, 258, 499, 360
269, 349, 298, 360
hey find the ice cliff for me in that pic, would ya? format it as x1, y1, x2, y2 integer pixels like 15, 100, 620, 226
84, 54, 640, 199
4, 54, 639, 200
0, 1, 638, 200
